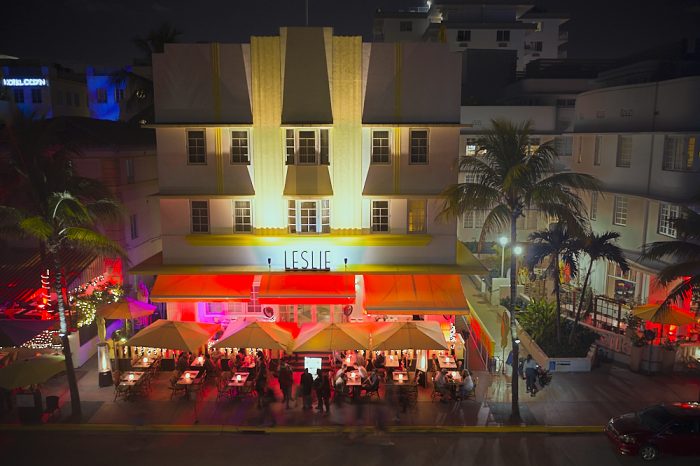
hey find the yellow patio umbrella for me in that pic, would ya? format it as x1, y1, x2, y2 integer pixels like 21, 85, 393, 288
631, 304, 697, 326
126, 320, 220, 353
291, 323, 371, 352
371, 321, 449, 350
97, 298, 157, 340
212, 321, 293, 351
0, 353, 65, 389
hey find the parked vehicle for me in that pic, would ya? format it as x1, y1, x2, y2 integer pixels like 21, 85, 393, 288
605, 403, 700, 461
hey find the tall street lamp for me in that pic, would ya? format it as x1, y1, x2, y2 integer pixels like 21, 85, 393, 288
499, 236, 508, 278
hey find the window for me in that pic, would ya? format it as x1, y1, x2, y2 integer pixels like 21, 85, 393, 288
190, 200, 209, 233
658, 203, 680, 238
465, 138, 478, 157
125, 158, 134, 184
554, 136, 572, 157
129, 214, 138, 240
371, 200, 389, 233
590, 192, 598, 221
613, 196, 628, 226
13, 89, 24, 103
463, 210, 486, 229
496, 30, 511, 42
616, 136, 632, 168
96, 88, 107, 104
31, 89, 42, 104
663, 136, 694, 171
594, 135, 602, 166
233, 200, 252, 233
399, 21, 412, 32
287, 200, 330, 234
230, 130, 250, 164
407, 200, 427, 233
457, 30, 471, 42
371, 130, 390, 164
115, 88, 125, 103
187, 130, 207, 164
409, 129, 428, 164
285, 129, 329, 165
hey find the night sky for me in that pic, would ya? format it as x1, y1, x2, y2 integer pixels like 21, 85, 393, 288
2, 0, 698, 67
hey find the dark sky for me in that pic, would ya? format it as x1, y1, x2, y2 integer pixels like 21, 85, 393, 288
2, 0, 698, 67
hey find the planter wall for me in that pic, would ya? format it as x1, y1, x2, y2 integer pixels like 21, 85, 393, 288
68, 320, 122, 368
516, 322, 595, 372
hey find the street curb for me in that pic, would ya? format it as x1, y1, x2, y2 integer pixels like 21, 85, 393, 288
0, 423, 603, 434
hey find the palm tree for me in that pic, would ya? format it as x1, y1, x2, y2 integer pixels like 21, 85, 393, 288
641, 206, 700, 314
570, 231, 628, 342
441, 119, 599, 422
526, 222, 580, 343
133, 22, 183, 65
1, 193, 124, 420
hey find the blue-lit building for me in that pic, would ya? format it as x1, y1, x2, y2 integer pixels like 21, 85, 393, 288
86, 66, 153, 123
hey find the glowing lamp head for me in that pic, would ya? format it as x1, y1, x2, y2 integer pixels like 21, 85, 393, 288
128, 373, 134, 381
236, 374, 241, 381
198, 356, 204, 363
514, 245, 523, 256
398, 373, 403, 380
185, 372, 191, 380
498, 236, 508, 247
143, 357, 148, 363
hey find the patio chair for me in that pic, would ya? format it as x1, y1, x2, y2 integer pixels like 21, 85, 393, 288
113, 380, 129, 401
216, 378, 231, 401
362, 379, 381, 400
168, 379, 186, 400
42, 395, 61, 422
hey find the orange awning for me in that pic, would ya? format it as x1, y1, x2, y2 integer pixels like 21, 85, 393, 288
363, 274, 469, 315
150, 275, 254, 302
258, 274, 355, 305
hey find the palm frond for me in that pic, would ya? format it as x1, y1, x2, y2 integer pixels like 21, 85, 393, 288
87, 198, 123, 224
642, 240, 700, 262
62, 227, 127, 259
659, 275, 700, 306
479, 204, 512, 243
49, 192, 93, 226
655, 261, 700, 287
19, 216, 53, 241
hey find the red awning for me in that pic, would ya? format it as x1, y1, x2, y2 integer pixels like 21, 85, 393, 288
363, 274, 469, 315
258, 274, 355, 305
150, 275, 254, 302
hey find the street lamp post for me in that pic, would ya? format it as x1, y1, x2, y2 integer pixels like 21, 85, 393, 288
499, 236, 508, 278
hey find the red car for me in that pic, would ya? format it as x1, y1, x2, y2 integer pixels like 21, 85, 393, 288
605, 403, 700, 461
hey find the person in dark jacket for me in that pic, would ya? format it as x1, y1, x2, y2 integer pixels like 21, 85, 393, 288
278, 360, 294, 409
255, 361, 268, 408
300, 368, 314, 410
314, 368, 331, 414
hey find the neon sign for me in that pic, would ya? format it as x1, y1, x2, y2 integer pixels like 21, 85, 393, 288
284, 250, 331, 271
2, 78, 48, 87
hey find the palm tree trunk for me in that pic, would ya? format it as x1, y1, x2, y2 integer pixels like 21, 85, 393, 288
553, 257, 561, 344
53, 255, 82, 421
509, 214, 521, 424
570, 263, 593, 344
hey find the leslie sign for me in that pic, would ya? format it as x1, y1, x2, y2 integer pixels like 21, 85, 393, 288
284, 250, 331, 271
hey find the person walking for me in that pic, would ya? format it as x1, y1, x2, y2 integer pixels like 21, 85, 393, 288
315, 369, 331, 415
255, 359, 268, 409
278, 360, 293, 409
300, 368, 314, 410
523, 354, 538, 396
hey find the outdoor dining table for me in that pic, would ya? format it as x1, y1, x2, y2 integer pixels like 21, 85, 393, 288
132, 357, 154, 369
119, 371, 145, 387
190, 356, 206, 367
177, 370, 203, 399
392, 371, 409, 384
346, 370, 362, 386
228, 372, 250, 387
438, 355, 458, 369
384, 355, 400, 367
447, 371, 463, 383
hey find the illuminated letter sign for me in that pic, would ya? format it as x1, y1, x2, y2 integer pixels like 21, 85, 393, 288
284, 250, 331, 271
2, 78, 48, 87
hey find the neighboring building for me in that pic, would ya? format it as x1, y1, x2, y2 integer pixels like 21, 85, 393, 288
374, 1, 568, 70
132, 27, 483, 335
86, 66, 154, 123
572, 71, 700, 306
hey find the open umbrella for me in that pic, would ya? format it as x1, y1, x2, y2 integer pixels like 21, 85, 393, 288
0, 354, 65, 389
371, 321, 449, 350
0, 320, 56, 347
213, 321, 293, 351
291, 323, 372, 352
97, 297, 156, 320
126, 320, 220, 352
631, 304, 697, 326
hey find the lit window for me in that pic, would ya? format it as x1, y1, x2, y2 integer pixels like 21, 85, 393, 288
115, 88, 125, 103
594, 135, 602, 166
496, 30, 510, 42
409, 129, 428, 164
233, 200, 252, 233
613, 196, 628, 226
187, 130, 206, 165
616, 136, 632, 168
399, 21, 412, 32
129, 214, 138, 240
463, 210, 486, 229
662, 135, 694, 171
96, 88, 107, 104
13, 89, 24, 103
658, 203, 680, 238
457, 30, 471, 42
190, 200, 209, 233
284, 129, 329, 165
554, 136, 572, 157
31, 89, 42, 104
465, 138, 478, 157
231, 130, 250, 164
298, 131, 316, 164
590, 192, 598, 221
287, 200, 330, 234
371, 200, 389, 233
285, 129, 295, 165
371, 130, 390, 164
407, 199, 427, 234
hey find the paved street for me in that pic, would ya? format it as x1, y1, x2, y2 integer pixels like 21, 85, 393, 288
2, 431, 699, 466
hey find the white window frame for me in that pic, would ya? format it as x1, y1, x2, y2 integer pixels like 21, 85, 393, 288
456, 30, 471, 42
233, 200, 253, 233
407, 199, 427, 234
371, 200, 390, 233
287, 200, 330, 234
662, 135, 693, 172
613, 196, 628, 226
590, 192, 598, 221
190, 200, 210, 233
554, 136, 572, 157
409, 129, 429, 165
371, 130, 391, 164
186, 129, 207, 165
125, 158, 134, 184
657, 203, 680, 238
616, 136, 632, 168
463, 210, 486, 229
230, 129, 250, 165
129, 213, 138, 240
284, 128, 330, 166
496, 30, 511, 42
593, 135, 602, 166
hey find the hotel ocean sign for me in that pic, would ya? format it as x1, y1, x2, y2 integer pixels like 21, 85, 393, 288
2, 78, 49, 87
284, 250, 331, 271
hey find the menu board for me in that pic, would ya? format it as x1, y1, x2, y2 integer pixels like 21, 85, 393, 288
305, 357, 323, 377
